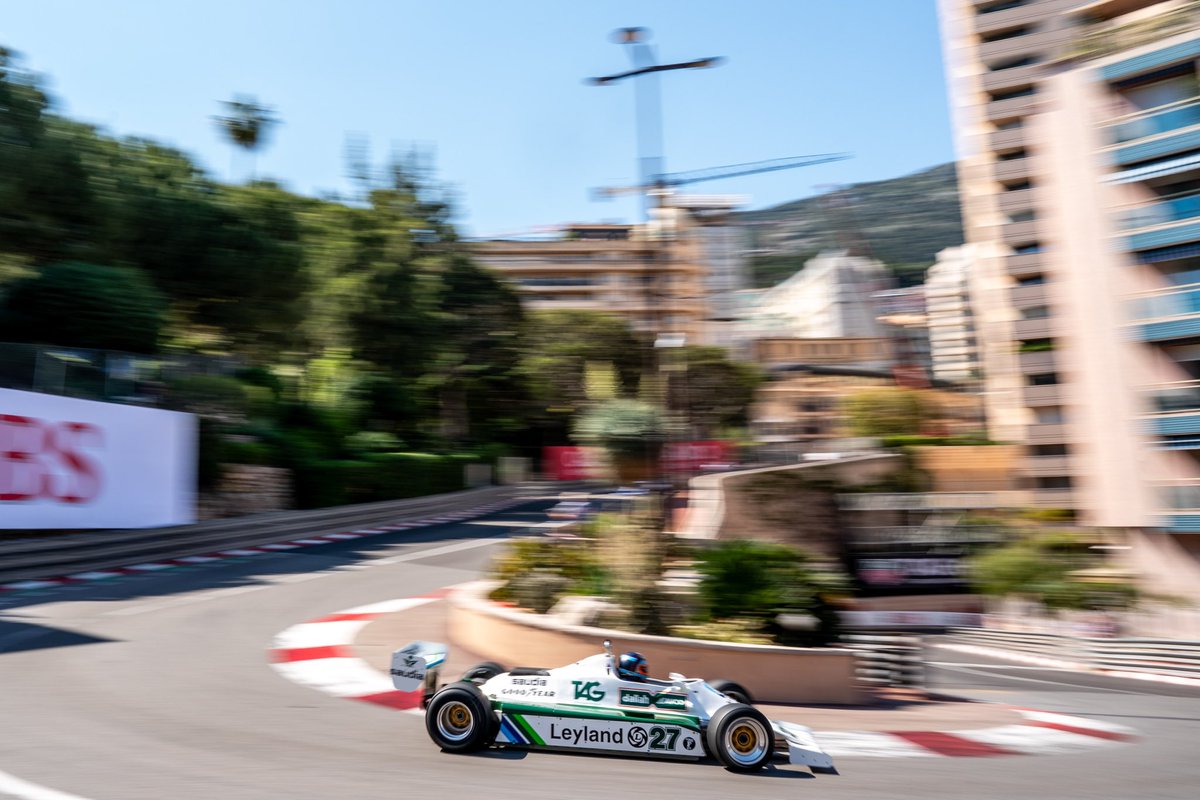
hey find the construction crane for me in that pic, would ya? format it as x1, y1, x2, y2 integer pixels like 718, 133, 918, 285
593, 153, 852, 201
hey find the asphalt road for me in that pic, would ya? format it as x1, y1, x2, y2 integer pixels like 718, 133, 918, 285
2, 504, 1200, 800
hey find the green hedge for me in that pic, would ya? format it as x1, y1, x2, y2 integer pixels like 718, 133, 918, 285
290, 452, 474, 509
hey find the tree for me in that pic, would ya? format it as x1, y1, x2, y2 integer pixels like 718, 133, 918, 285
214, 95, 278, 181
671, 345, 763, 437
520, 310, 649, 445
0, 261, 165, 352
0, 49, 96, 266
845, 386, 934, 437
969, 532, 1139, 611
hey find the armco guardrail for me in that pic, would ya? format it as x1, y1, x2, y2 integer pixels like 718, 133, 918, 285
949, 627, 1200, 681
843, 634, 924, 688
0, 485, 529, 584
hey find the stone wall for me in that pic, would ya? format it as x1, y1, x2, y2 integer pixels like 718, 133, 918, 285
198, 464, 292, 520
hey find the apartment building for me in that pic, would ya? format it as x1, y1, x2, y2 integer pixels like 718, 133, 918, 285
925, 245, 982, 383
938, 0, 1200, 597
471, 197, 748, 346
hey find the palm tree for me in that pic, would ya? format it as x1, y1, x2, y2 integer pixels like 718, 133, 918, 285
213, 94, 277, 181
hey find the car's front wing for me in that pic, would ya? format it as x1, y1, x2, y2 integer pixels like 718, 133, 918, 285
771, 720, 838, 774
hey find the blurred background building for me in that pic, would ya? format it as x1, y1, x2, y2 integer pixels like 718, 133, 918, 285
472, 195, 750, 348
938, 0, 1200, 598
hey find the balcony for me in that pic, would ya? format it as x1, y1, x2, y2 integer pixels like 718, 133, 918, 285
1024, 383, 1062, 405
1014, 315, 1054, 339
1075, 4, 1200, 69
1120, 193, 1200, 231
1106, 99, 1200, 145
980, 25, 1073, 62
1012, 282, 1048, 305
1018, 349, 1056, 372
981, 63, 1043, 94
998, 187, 1035, 213
975, 4, 1051, 37
1132, 286, 1200, 341
1026, 422, 1067, 444
986, 93, 1040, 123
1112, 127, 1200, 167
1007, 252, 1043, 277
994, 157, 1033, 183
1147, 413, 1200, 437
1022, 455, 1072, 475
1001, 218, 1038, 243
990, 126, 1026, 152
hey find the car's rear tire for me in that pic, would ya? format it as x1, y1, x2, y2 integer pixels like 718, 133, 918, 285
461, 661, 506, 683
425, 682, 495, 753
705, 704, 774, 772
708, 679, 753, 705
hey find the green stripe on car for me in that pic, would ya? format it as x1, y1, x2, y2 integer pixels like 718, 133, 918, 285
494, 700, 701, 732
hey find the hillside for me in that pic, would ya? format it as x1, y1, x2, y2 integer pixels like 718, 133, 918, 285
738, 162, 964, 288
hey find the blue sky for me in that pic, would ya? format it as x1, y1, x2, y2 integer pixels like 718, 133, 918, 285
5, 0, 954, 236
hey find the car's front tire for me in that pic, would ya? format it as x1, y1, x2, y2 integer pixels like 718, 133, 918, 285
705, 703, 774, 772
425, 682, 495, 753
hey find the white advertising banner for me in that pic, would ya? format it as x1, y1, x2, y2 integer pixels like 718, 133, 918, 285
0, 388, 196, 529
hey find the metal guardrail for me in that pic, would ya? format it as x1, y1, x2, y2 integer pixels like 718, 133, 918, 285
0, 485, 528, 584
948, 627, 1200, 681
843, 634, 924, 688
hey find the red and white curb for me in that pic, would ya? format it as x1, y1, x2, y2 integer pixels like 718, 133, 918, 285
937, 642, 1200, 688
269, 593, 1138, 757
0, 501, 522, 595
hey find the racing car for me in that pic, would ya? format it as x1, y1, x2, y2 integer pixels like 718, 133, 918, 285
390, 640, 837, 774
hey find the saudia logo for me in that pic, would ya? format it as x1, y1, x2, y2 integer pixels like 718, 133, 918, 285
572, 680, 606, 702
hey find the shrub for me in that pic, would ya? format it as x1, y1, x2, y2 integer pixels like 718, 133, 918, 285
696, 540, 845, 645
222, 440, 276, 466
167, 375, 248, 419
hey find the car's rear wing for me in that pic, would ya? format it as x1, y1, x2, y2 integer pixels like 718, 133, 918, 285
390, 641, 448, 705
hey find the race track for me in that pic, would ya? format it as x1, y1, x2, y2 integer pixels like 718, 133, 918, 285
2, 503, 1200, 800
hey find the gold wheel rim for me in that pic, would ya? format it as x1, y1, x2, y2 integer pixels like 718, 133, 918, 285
731, 724, 756, 754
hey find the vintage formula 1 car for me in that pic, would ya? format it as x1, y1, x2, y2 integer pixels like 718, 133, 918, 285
390, 640, 837, 774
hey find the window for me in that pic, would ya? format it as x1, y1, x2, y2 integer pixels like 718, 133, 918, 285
980, 25, 1032, 44
1009, 209, 1037, 223
978, 0, 1027, 13
990, 86, 1036, 103
1003, 180, 1033, 191
1017, 274, 1046, 287
1013, 242, 1042, 255
1021, 305, 1050, 320
1034, 406, 1065, 424
995, 119, 1024, 131
1019, 338, 1055, 352
988, 55, 1037, 71
1028, 372, 1059, 386
997, 149, 1028, 162
1035, 476, 1073, 490
1031, 444, 1069, 457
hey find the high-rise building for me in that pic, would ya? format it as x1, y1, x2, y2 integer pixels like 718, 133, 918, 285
938, 0, 1200, 598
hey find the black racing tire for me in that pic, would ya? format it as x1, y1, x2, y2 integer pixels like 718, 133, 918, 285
425, 682, 496, 753
705, 703, 775, 772
708, 679, 753, 705
461, 661, 506, 684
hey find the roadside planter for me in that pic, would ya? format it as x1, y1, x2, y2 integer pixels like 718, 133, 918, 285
447, 581, 865, 705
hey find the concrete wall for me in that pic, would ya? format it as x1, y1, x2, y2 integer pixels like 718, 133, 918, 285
448, 583, 865, 705
715, 456, 901, 555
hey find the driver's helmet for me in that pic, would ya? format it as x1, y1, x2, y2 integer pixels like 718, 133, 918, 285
617, 651, 650, 681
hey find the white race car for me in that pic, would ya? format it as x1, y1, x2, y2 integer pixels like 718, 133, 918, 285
391, 640, 837, 774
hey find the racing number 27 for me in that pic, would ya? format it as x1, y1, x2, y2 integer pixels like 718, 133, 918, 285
648, 727, 679, 750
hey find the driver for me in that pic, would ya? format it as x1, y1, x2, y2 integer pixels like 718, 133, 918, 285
617, 651, 650, 682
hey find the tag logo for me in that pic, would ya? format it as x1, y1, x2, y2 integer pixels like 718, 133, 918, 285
572, 680, 606, 702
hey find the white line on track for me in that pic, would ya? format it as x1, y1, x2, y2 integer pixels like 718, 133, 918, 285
0, 769, 93, 800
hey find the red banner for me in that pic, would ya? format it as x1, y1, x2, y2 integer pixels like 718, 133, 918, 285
543, 441, 733, 480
